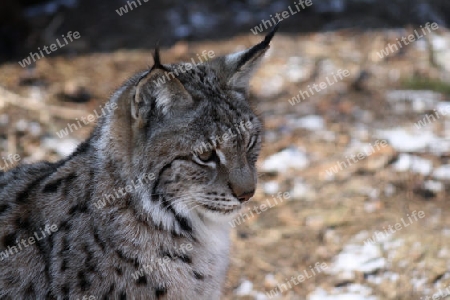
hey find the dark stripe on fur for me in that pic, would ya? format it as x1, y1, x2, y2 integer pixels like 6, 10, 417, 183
151, 156, 195, 237
24, 283, 35, 297
77, 270, 90, 291
62, 284, 70, 299
15, 215, 32, 234
42, 178, 64, 193
155, 287, 167, 298
47, 290, 57, 300
17, 168, 57, 203
163, 197, 193, 234
161, 250, 192, 264
0, 204, 10, 216
136, 275, 147, 286
116, 250, 138, 267
2, 232, 16, 248
119, 291, 127, 300
193, 271, 205, 280
151, 156, 190, 199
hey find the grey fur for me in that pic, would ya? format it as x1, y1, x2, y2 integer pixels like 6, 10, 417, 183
0, 30, 276, 300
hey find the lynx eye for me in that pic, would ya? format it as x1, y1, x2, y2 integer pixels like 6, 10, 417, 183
196, 150, 215, 162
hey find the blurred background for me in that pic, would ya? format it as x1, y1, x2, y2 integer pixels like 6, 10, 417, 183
1, 0, 450, 299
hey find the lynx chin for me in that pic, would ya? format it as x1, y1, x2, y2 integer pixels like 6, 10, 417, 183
0, 24, 279, 299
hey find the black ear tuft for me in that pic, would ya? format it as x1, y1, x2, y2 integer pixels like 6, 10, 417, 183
151, 45, 169, 72
134, 45, 167, 87
212, 22, 278, 92
238, 22, 280, 69
261, 21, 280, 47
153, 46, 163, 69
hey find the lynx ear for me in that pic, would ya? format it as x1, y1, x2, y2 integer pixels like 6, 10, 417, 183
210, 23, 279, 93
131, 49, 193, 124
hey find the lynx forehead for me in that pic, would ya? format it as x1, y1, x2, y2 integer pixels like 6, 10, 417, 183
0, 24, 278, 299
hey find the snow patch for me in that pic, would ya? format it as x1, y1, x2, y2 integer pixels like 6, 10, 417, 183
378, 128, 450, 154
309, 284, 378, 300
288, 115, 325, 130
433, 164, 450, 180
262, 147, 310, 172
393, 154, 433, 175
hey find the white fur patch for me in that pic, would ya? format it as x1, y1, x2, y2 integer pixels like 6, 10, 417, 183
225, 50, 246, 65
192, 155, 217, 169
141, 190, 179, 232
155, 88, 173, 115
215, 149, 227, 165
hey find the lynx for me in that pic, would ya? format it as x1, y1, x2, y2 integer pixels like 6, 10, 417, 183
0, 25, 278, 299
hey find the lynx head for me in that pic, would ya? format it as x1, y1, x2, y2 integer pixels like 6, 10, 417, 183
102, 25, 278, 225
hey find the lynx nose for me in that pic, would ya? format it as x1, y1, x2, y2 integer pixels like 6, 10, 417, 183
237, 190, 255, 203
229, 167, 256, 203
